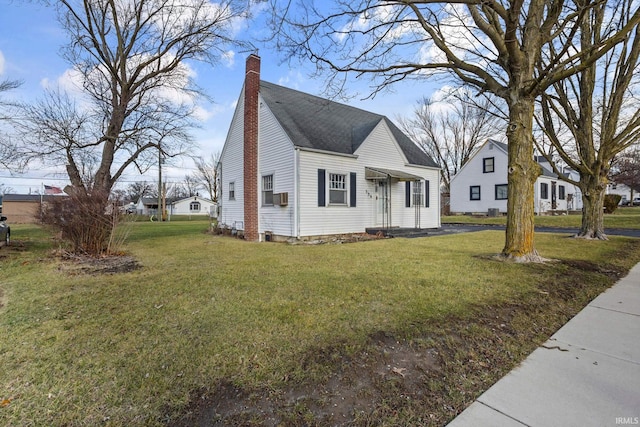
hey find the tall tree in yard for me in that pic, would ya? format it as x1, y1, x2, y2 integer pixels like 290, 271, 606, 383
536, 0, 640, 240
15, 0, 253, 254
271, 0, 640, 261
18, 0, 252, 196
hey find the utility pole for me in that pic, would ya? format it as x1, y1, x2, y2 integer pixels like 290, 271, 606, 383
158, 142, 162, 222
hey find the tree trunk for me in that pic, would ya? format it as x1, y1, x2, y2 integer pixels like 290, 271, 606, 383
502, 99, 543, 262
577, 177, 608, 240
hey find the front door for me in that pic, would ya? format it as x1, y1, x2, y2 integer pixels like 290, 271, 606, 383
376, 180, 389, 227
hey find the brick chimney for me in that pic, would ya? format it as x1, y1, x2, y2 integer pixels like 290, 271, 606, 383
243, 54, 260, 241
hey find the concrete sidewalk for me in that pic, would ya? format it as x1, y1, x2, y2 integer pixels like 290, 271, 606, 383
447, 263, 640, 427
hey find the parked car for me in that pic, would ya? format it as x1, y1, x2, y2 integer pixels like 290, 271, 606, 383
633, 197, 640, 206
0, 215, 9, 246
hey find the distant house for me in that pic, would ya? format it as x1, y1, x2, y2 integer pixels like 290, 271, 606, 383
217, 54, 441, 241
606, 182, 637, 205
450, 140, 582, 215
136, 197, 160, 216
1, 194, 64, 224
168, 196, 216, 217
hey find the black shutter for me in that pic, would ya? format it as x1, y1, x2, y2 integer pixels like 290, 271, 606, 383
350, 172, 357, 207
318, 169, 326, 207
405, 181, 411, 207
425, 180, 430, 208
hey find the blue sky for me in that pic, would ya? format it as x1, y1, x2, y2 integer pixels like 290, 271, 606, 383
0, 0, 440, 195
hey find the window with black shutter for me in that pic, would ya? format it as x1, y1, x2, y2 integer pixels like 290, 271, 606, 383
318, 169, 326, 207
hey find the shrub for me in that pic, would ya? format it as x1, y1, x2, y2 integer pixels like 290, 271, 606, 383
41, 189, 124, 255
603, 194, 622, 214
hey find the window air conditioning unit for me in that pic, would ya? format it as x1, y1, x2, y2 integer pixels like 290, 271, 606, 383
273, 192, 288, 206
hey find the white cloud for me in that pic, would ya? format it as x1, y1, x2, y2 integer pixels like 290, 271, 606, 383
277, 69, 309, 90
192, 103, 227, 122
0, 50, 5, 75
221, 50, 235, 68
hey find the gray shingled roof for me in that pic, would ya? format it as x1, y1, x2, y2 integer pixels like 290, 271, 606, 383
259, 81, 438, 168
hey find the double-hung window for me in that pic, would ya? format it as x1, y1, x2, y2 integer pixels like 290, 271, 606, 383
228, 182, 235, 200
470, 185, 481, 200
190, 201, 201, 212
262, 174, 274, 206
329, 173, 347, 204
495, 184, 508, 200
483, 157, 495, 173
540, 182, 549, 199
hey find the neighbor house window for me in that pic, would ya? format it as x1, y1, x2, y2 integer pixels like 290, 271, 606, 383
495, 184, 508, 200
228, 182, 235, 200
540, 182, 549, 199
262, 174, 274, 206
559, 185, 566, 200
329, 173, 347, 204
190, 201, 201, 212
483, 157, 495, 173
412, 180, 424, 206
470, 186, 481, 200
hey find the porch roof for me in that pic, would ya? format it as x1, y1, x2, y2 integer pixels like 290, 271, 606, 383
364, 166, 423, 181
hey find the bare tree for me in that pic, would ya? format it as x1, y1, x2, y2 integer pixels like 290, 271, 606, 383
18, 0, 252, 196
270, 0, 640, 261
536, 0, 640, 240
182, 174, 201, 197
0, 184, 15, 195
611, 149, 640, 202
125, 181, 154, 202
399, 92, 503, 193
0, 79, 21, 169
194, 152, 220, 202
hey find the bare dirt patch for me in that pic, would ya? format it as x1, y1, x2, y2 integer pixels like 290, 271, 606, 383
171, 332, 440, 427
56, 253, 141, 275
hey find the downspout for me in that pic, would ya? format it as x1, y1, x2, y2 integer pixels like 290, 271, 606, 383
217, 162, 222, 224
295, 148, 301, 239
387, 175, 392, 228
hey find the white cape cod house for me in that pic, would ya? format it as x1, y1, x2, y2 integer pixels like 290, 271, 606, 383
450, 139, 582, 215
217, 55, 441, 241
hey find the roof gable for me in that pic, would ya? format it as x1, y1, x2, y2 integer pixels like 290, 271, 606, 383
259, 81, 438, 168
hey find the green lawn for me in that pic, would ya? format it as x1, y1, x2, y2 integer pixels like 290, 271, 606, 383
443, 206, 640, 229
1, 220, 639, 425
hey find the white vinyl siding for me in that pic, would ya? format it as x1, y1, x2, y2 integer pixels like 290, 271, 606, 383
354, 121, 440, 229
258, 99, 296, 238
218, 91, 245, 229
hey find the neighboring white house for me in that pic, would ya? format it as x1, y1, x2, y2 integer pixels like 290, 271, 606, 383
136, 197, 160, 215
217, 54, 441, 241
169, 196, 216, 217
450, 140, 582, 215
606, 182, 636, 205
